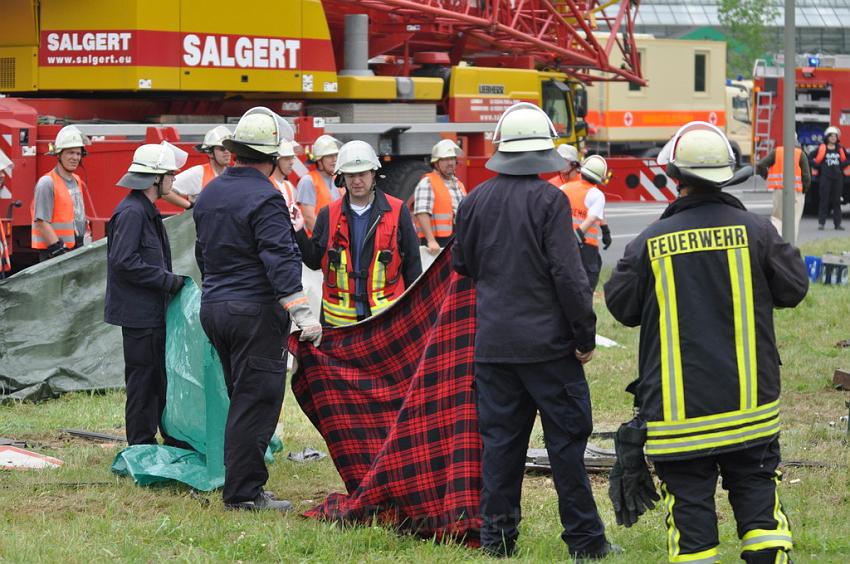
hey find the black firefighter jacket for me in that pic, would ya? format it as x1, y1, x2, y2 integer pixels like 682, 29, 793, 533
453, 173, 596, 363
604, 192, 809, 461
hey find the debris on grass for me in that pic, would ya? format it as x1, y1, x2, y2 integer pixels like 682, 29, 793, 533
832, 369, 850, 391
0, 446, 63, 469
287, 447, 327, 463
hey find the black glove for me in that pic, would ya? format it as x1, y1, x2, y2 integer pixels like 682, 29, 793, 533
46, 240, 68, 258
608, 420, 659, 527
601, 224, 612, 250
169, 275, 186, 295
575, 227, 586, 245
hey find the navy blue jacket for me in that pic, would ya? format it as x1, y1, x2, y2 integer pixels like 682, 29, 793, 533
105, 190, 182, 328
193, 166, 303, 303
452, 173, 596, 363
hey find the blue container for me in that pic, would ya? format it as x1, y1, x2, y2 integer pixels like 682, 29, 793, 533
804, 256, 822, 282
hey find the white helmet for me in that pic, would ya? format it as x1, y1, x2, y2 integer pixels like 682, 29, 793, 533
0, 148, 13, 177
335, 140, 381, 174
581, 155, 608, 184
49, 125, 90, 155
128, 142, 188, 174
195, 125, 232, 152
431, 139, 463, 163
277, 140, 299, 159
557, 144, 580, 165
311, 135, 342, 160
658, 121, 735, 184
825, 125, 840, 139
492, 102, 558, 153
223, 107, 293, 158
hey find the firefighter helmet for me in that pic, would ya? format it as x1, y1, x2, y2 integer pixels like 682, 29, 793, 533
430, 139, 463, 163
824, 126, 840, 139
581, 155, 608, 184
277, 140, 299, 159
118, 142, 188, 190
335, 140, 381, 174
310, 135, 342, 160
195, 125, 233, 153
557, 144, 580, 166
658, 121, 735, 185
48, 125, 90, 156
487, 102, 566, 175
223, 107, 293, 159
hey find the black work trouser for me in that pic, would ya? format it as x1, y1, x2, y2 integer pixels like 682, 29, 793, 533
199, 300, 290, 504
817, 175, 843, 227
474, 356, 606, 554
579, 244, 602, 291
653, 438, 792, 563
121, 325, 188, 447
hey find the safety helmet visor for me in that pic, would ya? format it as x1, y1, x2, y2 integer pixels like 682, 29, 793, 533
127, 141, 188, 174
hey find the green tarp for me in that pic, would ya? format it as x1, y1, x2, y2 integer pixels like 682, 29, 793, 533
111, 278, 280, 491
0, 212, 200, 401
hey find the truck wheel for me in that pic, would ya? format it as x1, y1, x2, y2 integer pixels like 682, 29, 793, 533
377, 160, 431, 204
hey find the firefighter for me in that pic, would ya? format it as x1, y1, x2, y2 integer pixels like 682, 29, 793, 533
562, 155, 612, 290
0, 148, 13, 276
31, 125, 90, 262
811, 125, 848, 231
413, 139, 466, 255
756, 138, 810, 240
604, 122, 809, 564
164, 125, 232, 210
104, 141, 191, 448
193, 107, 322, 511
296, 134, 343, 233
547, 144, 581, 187
453, 103, 618, 561
295, 140, 422, 326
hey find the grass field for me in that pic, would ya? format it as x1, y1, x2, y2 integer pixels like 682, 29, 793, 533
2, 238, 849, 563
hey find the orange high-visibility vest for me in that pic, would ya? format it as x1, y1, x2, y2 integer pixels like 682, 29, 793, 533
767, 147, 803, 192
31, 169, 82, 249
321, 196, 406, 327
200, 162, 218, 188
813, 144, 850, 177
415, 171, 464, 240
310, 170, 337, 213
273, 177, 295, 208
562, 179, 600, 247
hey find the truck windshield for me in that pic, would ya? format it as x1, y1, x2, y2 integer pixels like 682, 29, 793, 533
542, 81, 572, 138
732, 95, 750, 124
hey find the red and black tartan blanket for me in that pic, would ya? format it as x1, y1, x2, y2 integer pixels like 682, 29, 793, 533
289, 245, 481, 543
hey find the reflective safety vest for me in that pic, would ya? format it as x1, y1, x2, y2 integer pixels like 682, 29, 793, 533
31, 169, 83, 249
416, 172, 464, 240
321, 196, 406, 326
0, 218, 10, 272
640, 224, 781, 460
311, 170, 339, 213
200, 162, 218, 188
273, 177, 295, 208
766, 147, 803, 192
562, 179, 600, 247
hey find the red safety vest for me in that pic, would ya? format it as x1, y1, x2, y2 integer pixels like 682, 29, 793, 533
415, 171, 464, 240
31, 169, 83, 249
767, 147, 803, 192
321, 196, 406, 326
562, 179, 600, 247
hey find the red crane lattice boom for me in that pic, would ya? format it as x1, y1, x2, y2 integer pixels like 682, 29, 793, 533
321, 0, 644, 85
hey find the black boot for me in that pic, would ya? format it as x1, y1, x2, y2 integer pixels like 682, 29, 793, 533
571, 540, 624, 562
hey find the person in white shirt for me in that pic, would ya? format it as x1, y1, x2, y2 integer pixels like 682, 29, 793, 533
162, 125, 232, 210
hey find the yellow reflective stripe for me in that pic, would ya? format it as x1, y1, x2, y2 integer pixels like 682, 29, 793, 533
653, 255, 684, 421
728, 248, 757, 411
741, 528, 793, 552
647, 401, 779, 436
646, 418, 780, 455
671, 549, 719, 563
775, 550, 789, 564
772, 471, 791, 534
662, 482, 680, 561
